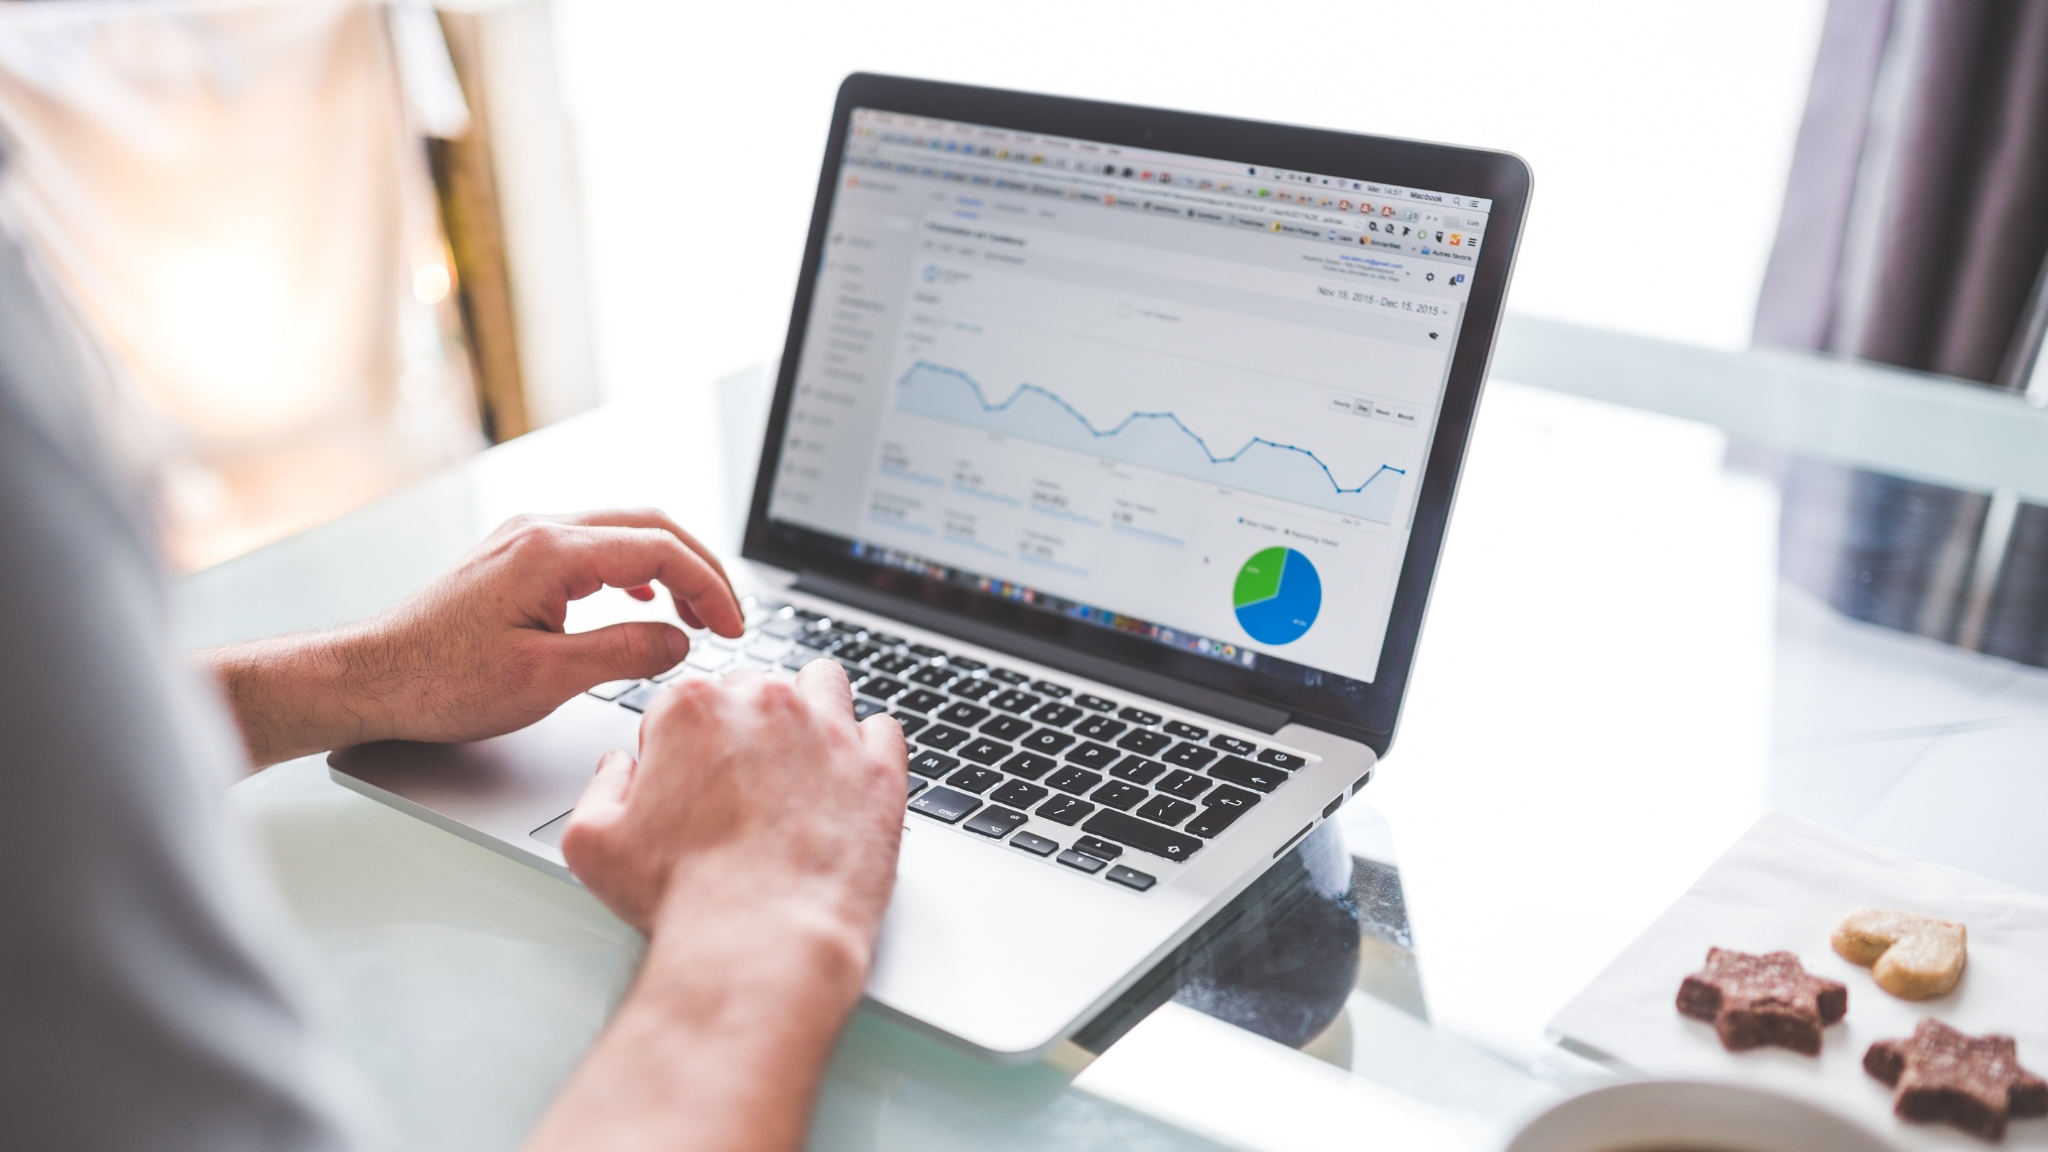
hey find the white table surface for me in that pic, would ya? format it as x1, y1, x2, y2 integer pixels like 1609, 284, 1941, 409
183, 366, 2048, 1151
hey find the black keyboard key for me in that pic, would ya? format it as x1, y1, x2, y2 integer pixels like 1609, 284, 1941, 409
833, 659, 871, 685
1057, 849, 1106, 874
1075, 693, 1117, 712
858, 676, 908, 700
1208, 734, 1257, 756
920, 725, 970, 751
979, 715, 1033, 741
1090, 781, 1147, 811
617, 683, 662, 712
890, 712, 929, 738
988, 689, 1043, 714
853, 698, 888, 721
795, 630, 840, 651
1106, 865, 1156, 892
936, 701, 991, 727
837, 642, 882, 664
909, 665, 959, 688
946, 766, 1002, 794
780, 651, 818, 672
865, 631, 905, 647
1163, 743, 1219, 770
1110, 755, 1166, 785
1136, 795, 1197, 826
1204, 784, 1262, 812
1064, 741, 1120, 770
1118, 706, 1163, 726
988, 667, 1030, 685
1030, 680, 1071, 698
1073, 835, 1124, 860
587, 679, 637, 701
952, 679, 999, 702
963, 806, 1027, 839
907, 643, 946, 660
896, 689, 948, 713
1010, 830, 1058, 857
1073, 715, 1127, 742
957, 737, 1010, 765
908, 786, 981, 824
1020, 728, 1076, 754
1000, 750, 1057, 780
1037, 795, 1095, 825
1163, 720, 1209, 741
870, 652, 917, 675
989, 779, 1048, 810
945, 656, 989, 673
1210, 755, 1286, 793
1257, 749, 1307, 770
1156, 770, 1213, 800
1029, 702, 1084, 727
1115, 729, 1174, 756
908, 776, 927, 798
1046, 766, 1102, 795
791, 608, 828, 622
1185, 804, 1247, 838
908, 750, 959, 779
1081, 810, 1204, 863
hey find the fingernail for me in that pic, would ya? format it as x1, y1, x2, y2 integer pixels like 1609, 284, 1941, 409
666, 630, 689, 662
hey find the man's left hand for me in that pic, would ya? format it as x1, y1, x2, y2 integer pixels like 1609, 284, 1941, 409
201, 509, 742, 766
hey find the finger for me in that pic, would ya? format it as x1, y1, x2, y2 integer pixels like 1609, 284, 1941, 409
548, 621, 688, 694
550, 509, 741, 635
859, 711, 908, 768
567, 749, 637, 833
625, 583, 656, 602
793, 656, 855, 719
533, 524, 744, 637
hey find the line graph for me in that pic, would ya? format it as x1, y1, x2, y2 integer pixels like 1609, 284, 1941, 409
893, 360, 1407, 523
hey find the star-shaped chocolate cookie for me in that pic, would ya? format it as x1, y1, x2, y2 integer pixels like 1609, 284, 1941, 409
1676, 947, 1847, 1054
1865, 1018, 2048, 1141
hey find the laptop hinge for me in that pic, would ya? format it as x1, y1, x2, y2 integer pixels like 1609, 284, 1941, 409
794, 571, 1293, 735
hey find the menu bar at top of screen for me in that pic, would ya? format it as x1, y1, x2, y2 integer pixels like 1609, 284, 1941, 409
850, 108, 1494, 215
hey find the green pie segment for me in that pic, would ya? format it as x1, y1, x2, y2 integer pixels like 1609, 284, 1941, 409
1232, 547, 1322, 646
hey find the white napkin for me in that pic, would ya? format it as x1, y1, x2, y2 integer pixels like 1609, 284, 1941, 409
1548, 810, 2048, 1150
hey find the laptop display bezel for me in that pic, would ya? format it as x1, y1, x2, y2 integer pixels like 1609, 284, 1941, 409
743, 73, 1531, 748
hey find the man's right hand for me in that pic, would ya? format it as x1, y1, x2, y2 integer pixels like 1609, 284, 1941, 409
560, 658, 907, 959
529, 661, 907, 1152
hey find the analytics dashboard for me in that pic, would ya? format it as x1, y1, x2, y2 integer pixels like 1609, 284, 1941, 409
768, 109, 1491, 689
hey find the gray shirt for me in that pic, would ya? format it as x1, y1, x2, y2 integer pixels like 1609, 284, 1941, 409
0, 219, 356, 1149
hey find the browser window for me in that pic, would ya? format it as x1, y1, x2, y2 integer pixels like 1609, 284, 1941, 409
768, 108, 1491, 694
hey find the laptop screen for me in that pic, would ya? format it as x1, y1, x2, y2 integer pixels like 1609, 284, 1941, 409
764, 107, 1492, 703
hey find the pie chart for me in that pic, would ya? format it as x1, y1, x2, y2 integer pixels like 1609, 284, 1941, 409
1233, 547, 1322, 645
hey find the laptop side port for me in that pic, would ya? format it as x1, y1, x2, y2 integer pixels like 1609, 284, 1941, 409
1273, 822, 1314, 859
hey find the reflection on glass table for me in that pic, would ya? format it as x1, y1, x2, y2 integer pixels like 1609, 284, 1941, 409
192, 339, 2048, 1152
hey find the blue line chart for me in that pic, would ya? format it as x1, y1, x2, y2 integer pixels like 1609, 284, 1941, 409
892, 360, 1407, 524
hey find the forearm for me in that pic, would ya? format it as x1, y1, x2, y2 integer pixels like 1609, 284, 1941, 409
525, 859, 872, 1152
196, 629, 394, 768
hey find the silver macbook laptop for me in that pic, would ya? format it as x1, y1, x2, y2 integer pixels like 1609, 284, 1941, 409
331, 74, 1529, 1062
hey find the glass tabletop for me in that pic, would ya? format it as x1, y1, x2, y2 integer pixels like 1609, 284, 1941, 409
187, 325, 2048, 1151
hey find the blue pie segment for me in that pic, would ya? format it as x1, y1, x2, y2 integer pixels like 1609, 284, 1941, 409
1232, 547, 1322, 646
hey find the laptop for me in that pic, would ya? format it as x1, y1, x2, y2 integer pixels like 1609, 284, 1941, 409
330, 73, 1529, 1063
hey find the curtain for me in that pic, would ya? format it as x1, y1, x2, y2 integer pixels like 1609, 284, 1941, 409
1755, 0, 2048, 665
0, 0, 480, 571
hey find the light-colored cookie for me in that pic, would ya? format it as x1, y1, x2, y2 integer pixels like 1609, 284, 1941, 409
1831, 907, 1966, 999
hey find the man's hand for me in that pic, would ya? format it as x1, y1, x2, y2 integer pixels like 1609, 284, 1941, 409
527, 661, 907, 1152
201, 509, 742, 767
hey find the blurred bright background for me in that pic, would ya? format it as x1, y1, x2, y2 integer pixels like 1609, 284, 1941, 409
550, 0, 1830, 401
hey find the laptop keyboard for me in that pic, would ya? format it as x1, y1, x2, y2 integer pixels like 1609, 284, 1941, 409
586, 598, 1319, 893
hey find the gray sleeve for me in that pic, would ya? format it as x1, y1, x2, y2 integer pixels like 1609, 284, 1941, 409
0, 224, 362, 1149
